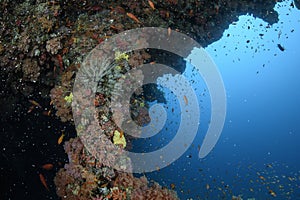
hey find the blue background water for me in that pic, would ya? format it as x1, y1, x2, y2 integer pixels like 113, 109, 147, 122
133, 1, 300, 199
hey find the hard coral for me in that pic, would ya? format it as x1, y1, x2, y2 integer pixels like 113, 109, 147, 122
54, 163, 98, 200
50, 66, 77, 122
64, 137, 84, 165
114, 173, 179, 200
54, 137, 112, 200
50, 86, 73, 122
128, 50, 151, 68
46, 37, 62, 55
108, 187, 127, 200
22, 58, 40, 82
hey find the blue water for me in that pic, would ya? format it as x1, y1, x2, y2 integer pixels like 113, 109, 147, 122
132, 0, 300, 199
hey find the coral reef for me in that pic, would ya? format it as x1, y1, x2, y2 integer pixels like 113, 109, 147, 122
50, 86, 73, 122
54, 137, 114, 199
54, 137, 179, 200
46, 37, 62, 55
17, 31, 31, 53
1, 0, 288, 117
22, 58, 40, 82
128, 50, 151, 68
113, 173, 179, 200
50, 66, 77, 122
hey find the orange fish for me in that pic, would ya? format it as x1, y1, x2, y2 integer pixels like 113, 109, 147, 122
42, 164, 53, 170
166, 11, 170, 18
126, 12, 141, 24
183, 95, 188, 105
258, 175, 266, 181
167, 27, 171, 36
27, 105, 35, 113
170, 183, 175, 189
148, 0, 155, 10
39, 173, 49, 191
50, 100, 54, 105
29, 100, 42, 108
57, 133, 65, 145
269, 189, 276, 197
57, 54, 63, 72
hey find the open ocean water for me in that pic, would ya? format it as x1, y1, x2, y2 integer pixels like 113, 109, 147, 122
132, 0, 300, 199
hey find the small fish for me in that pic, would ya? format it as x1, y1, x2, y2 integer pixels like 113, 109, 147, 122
266, 163, 273, 168
269, 189, 276, 197
126, 12, 141, 24
27, 105, 35, 113
150, 61, 156, 65
39, 173, 49, 191
57, 133, 65, 145
183, 95, 188, 105
167, 27, 171, 36
166, 11, 170, 18
170, 183, 175, 189
258, 175, 266, 181
277, 44, 285, 51
42, 164, 53, 170
29, 100, 42, 108
278, 30, 282, 39
50, 100, 54, 105
206, 183, 210, 190
148, 0, 155, 10
57, 54, 64, 72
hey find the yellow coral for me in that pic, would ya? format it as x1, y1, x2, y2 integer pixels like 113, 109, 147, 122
115, 51, 129, 62
113, 130, 126, 148
64, 93, 73, 103
115, 65, 122, 71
